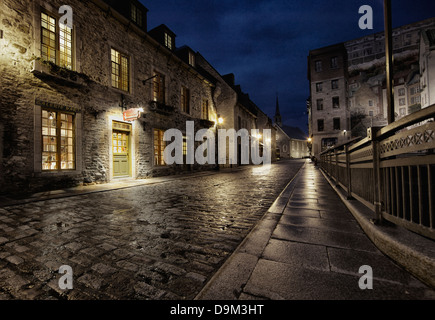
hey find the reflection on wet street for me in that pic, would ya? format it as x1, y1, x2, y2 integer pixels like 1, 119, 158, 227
0, 160, 304, 299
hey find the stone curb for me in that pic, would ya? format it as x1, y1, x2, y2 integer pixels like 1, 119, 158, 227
194, 164, 303, 300
319, 168, 435, 290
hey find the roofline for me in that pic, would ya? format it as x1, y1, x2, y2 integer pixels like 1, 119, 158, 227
90, 0, 213, 86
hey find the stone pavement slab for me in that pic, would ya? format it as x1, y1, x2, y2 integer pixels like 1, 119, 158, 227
196, 161, 435, 300
0, 160, 306, 300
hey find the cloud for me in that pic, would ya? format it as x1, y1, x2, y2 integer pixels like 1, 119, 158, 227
143, 0, 435, 134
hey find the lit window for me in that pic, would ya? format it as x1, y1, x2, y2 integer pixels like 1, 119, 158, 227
41, 12, 73, 70
188, 51, 195, 67
183, 136, 187, 156
202, 100, 209, 120
112, 131, 129, 155
131, 3, 142, 27
111, 49, 130, 92
164, 33, 172, 50
153, 71, 165, 103
154, 129, 166, 166
181, 87, 190, 114
42, 109, 75, 171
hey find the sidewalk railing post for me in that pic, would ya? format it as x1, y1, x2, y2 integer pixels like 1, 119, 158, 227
345, 144, 353, 200
334, 148, 339, 186
368, 127, 383, 224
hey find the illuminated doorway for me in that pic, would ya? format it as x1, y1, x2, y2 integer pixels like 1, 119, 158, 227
112, 121, 131, 177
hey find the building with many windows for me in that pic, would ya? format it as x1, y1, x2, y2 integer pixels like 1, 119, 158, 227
308, 17, 435, 158
420, 28, 435, 108
308, 43, 350, 157
0, 0, 272, 194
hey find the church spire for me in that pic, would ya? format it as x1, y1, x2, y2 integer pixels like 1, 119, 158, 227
274, 93, 282, 127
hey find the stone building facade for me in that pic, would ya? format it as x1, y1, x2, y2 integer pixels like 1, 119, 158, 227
420, 28, 435, 108
345, 17, 435, 70
273, 95, 308, 160
1, 0, 277, 195
255, 105, 276, 163
308, 18, 435, 157
308, 43, 350, 157
275, 125, 291, 159
221, 74, 275, 166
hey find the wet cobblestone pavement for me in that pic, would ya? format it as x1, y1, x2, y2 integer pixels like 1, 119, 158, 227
0, 160, 304, 300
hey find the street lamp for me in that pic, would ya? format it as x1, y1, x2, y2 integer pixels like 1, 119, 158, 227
307, 137, 313, 157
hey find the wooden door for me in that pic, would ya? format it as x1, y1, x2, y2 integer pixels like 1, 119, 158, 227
112, 130, 130, 177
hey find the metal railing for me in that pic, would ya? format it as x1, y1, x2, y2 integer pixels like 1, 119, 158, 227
320, 104, 435, 240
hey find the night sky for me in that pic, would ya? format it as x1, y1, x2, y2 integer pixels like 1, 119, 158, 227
142, 0, 435, 135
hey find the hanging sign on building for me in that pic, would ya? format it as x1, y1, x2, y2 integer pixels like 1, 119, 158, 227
123, 108, 142, 121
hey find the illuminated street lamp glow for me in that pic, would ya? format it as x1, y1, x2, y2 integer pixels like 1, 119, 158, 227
218, 117, 224, 125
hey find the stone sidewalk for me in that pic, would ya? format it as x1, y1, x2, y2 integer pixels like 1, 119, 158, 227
196, 161, 435, 300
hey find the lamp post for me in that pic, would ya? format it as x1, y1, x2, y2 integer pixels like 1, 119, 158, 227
384, 0, 395, 124
307, 137, 313, 157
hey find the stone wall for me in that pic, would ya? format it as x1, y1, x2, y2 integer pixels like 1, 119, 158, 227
0, 0, 217, 194
276, 128, 291, 159
195, 54, 238, 167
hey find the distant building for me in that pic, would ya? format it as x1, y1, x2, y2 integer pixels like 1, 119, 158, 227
274, 96, 309, 159
308, 17, 435, 158
308, 43, 350, 157
420, 28, 435, 108
345, 18, 435, 70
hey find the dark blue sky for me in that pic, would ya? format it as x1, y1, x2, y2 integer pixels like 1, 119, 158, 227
142, 0, 435, 135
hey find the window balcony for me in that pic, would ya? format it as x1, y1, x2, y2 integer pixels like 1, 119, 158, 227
31, 58, 88, 87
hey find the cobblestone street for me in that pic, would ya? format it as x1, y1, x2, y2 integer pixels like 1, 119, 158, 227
0, 160, 305, 300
